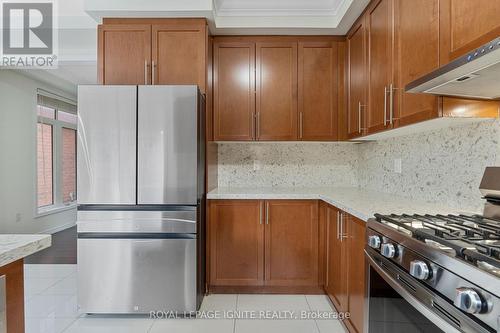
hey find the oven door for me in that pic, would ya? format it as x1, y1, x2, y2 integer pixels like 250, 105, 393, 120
365, 248, 487, 333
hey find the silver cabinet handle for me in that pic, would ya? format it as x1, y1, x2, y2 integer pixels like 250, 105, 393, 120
256, 112, 260, 140
389, 83, 394, 125
358, 101, 362, 133
342, 214, 348, 240
336, 211, 340, 240
339, 212, 343, 242
144, 60, 148, 85
252, 113, 256, 140
299, 112, 303, 139
265, 201, 269, 224
152, 61, 156, 85
383, 86, 388, 126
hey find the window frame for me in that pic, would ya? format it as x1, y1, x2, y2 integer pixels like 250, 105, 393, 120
35, 97, 77, 217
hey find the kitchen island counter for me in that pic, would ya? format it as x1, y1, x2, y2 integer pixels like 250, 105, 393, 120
0, 234, 51, 267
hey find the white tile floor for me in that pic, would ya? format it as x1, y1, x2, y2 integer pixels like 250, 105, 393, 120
24, 264, 347, 333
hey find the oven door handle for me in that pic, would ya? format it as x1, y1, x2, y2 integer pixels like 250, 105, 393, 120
365, 251, 463, 333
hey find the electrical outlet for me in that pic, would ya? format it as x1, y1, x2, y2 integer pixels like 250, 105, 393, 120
253, 160, 261, 171
394, 158, 402, 174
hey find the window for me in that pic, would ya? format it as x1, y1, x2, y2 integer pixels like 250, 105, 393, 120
37, 123, 53, 207
36, 91, 77, 213
62, 128, 76, 203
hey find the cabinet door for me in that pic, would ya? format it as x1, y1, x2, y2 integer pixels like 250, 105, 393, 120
98, 25, 151, 85
213, 42, 256, 141
324, 205, 348, 312
440, 0, 500, 63
152, 22, 207, 92
346, 214, 366, 333
256, 42, 298, 141
366, 0, 393, 134
209, 200, 264, 286
347, 19, 367, 139
394, 0, 439, 127
264, 200, 318, 286
298, 42, 338, 141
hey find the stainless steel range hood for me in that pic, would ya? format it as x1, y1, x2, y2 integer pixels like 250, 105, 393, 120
406, 37, 500, 100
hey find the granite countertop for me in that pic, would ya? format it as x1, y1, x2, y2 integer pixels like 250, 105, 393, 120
0, 234, 51, 267
207, 187, 476, 222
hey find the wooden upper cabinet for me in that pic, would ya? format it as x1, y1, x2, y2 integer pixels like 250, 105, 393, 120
440, 0, 500, 63
265, 200, 318, 286
366, 0, 393, 134
347, 19, 367, 139
212, 37, 344, 142
213, 42, 256, 141
298, 42, 338, 141
256, 42, 298, 141
151, 22, 206, 92
209, 200, 264, 286
324, 205, 348, 312
98, 19, 207, 90
98, 25, 151, 85
346, 214, 366, 333
393, 0, 440, 126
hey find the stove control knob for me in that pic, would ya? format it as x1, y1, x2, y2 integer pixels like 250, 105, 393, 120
368, 235, 381, 249
454, 288, 487, 314
380, 243, 396, 258
409, 260, 430, 280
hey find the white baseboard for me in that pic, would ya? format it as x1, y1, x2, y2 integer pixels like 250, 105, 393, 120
38, 221, 76, 235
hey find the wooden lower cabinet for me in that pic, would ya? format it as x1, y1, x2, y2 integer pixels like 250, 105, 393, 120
265, 200, 319, 286
209, 200, 264, 286
0, 259, 25, 333
208, 199, 366, 331
345, 214, 366, 333
322, 203, 366, 333
208, 199, 321, 292
323, 203, 348, 312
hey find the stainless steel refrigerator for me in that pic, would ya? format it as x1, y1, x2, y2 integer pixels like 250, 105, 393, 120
76, 85, 205, 314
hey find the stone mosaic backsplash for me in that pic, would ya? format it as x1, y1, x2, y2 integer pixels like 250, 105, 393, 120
217, 142, 360, 188
217, 119, 500, 213
357, 119, 500, 213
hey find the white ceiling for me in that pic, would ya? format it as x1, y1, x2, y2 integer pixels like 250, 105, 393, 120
214, 0, 350, 17
211, 0, 370, 34
17, 62, 97, 96
15, 0, 369, 92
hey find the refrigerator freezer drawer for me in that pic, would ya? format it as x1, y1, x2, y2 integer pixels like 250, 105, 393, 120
77, 237, 196, 314
77, 210, 197, 234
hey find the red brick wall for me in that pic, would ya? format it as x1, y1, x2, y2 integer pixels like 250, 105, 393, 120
37, 124, 53, 207
62, 128, 76, 203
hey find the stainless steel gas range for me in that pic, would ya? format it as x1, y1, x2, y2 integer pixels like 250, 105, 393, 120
365, 167, 500, 333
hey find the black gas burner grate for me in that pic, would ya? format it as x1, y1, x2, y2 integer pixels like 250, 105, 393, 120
374, 213, 500, 270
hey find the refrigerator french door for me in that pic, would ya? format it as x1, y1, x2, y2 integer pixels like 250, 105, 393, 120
77, 85, 205, 314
